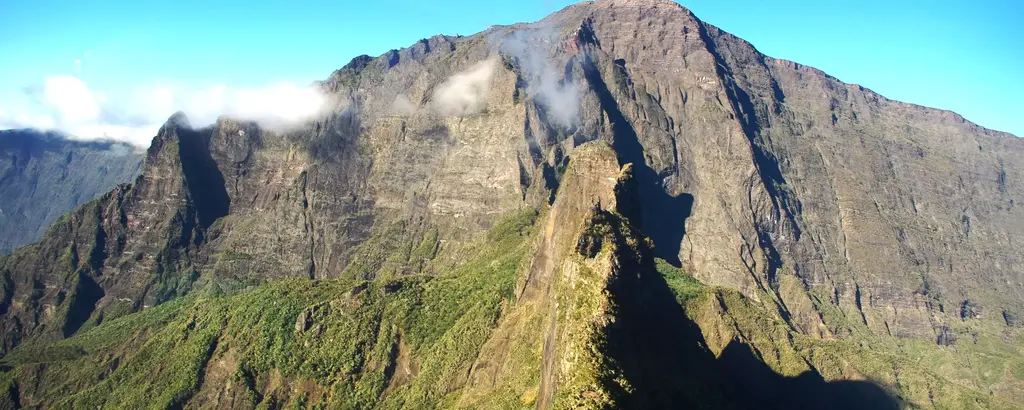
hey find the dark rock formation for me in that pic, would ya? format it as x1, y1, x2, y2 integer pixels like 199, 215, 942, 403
1004, 310, 1020, 327
961, 299, 982, 320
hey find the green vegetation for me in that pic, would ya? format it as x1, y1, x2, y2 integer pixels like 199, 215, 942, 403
673, 273, 1024, 409
0, 210, 539, 409
340, 219, 448, 280
220, 249, 254, 261
655, 258, 703, 303
2, 202, 1021, 409
408, 228, 440, 271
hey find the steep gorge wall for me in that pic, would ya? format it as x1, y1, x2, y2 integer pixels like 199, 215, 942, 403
1, 1, 1022, 399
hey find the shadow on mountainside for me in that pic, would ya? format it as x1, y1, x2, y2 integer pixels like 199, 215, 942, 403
573, 39, 895, 410
177, 127, 229, 229
599, 212, 900, 410
582, 55, 692, 267
716, 340, 900, 410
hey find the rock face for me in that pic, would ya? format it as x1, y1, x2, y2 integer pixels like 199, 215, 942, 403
1, 0, 1022, 407
0, 130, 142, 254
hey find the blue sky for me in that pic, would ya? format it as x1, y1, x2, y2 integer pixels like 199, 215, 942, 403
0, 0, 1021, 145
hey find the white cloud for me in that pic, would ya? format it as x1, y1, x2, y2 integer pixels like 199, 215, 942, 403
390, 94, 417, 116
0, 109, 56, 130
43, 76, 100, 123
0, 75, 328, 147
431, 59, 496, 116
230, 83, 327, 124
499, 27, 581, 127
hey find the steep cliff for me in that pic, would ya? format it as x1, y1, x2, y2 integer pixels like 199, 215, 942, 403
1, 0, 1022, 408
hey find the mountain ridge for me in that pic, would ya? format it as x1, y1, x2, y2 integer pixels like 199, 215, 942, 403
1, 0, 1022, 407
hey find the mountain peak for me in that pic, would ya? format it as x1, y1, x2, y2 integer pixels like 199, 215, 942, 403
164, 111, 191, 130
145, 111, 195, 162
581, 0, 693, 17
1, 2, 1022, 408
595, 0, 687, 7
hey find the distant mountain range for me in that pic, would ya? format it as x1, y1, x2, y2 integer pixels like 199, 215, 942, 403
0, 129, 141, 254
1, 0, 1022, 408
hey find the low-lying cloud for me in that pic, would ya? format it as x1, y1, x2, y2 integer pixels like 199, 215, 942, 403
430, 59, 496, 117
0, 75, 328, 147
498, 27, 581, 127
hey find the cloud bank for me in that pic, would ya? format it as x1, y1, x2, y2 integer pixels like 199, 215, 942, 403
0, 76, 328, 147
431, 59, 497, 117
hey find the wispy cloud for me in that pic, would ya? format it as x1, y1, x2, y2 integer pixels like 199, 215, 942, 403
430, 58, 497, 116
498, 27, 581, 128
0, 75, 328, 147
390, 93, 418, 116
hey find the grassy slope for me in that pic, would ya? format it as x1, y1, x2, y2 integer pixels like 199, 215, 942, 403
1, 204, 1021, 409
0, 210, 538, 409
659, 260, 1024, 410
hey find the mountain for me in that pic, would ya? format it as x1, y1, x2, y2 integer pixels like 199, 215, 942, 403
2, 0, 1023, 408
0, 130, 142, 255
